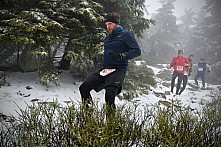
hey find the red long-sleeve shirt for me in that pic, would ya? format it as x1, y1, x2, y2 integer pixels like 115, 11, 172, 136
170, 56, 190, 74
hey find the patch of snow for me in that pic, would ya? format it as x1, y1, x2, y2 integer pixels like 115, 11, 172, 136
146, 64, 161, 74
0, 63, 220, 117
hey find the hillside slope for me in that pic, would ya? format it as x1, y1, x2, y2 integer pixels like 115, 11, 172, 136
0, 62, 220, 118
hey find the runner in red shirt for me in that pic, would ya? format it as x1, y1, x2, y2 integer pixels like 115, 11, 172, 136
178, 54, 194, 95
169, 49, 190, 95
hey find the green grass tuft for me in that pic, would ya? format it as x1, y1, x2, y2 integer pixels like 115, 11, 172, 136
0, 97, 221, 146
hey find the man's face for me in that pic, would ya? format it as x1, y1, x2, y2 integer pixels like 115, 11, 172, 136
189, 56, 193, 61
178, 52, 183, 57
105, 22, 118, 34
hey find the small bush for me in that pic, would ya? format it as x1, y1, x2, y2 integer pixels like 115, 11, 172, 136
38, 58, 61, 86
1, 97, 220, 146
123, 61, 156, 93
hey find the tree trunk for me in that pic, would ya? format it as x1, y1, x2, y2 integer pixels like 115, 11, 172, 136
16, 46, 24, 72
58, 38, 72, 70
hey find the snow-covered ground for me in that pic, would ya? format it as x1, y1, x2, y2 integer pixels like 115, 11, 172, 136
0, 62, 220, 117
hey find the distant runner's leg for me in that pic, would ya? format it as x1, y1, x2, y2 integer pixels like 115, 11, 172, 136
194, 74, 200, 86
171, 72, 178, 93
179, 75, 187, 95
176, 73, 183, 94
201, 75, 205, 88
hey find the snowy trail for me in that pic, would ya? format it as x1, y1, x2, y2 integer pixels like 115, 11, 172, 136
0, 63, 220, 117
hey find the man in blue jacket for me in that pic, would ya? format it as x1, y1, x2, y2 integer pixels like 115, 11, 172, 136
194, 58, 211, 89
79, 12, 141, 116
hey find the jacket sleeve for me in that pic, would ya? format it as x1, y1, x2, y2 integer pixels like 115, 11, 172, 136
206, 64, 211, 71
123, 31, 141, 60
170, 57, 175, 68
192, 63, 197, 67
189, 63, 193, 73
186, 58, 191, 67
185, 58, 191, 73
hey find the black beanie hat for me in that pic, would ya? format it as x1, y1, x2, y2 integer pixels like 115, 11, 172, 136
178, 49, 184, 54
105, 14, 120, 24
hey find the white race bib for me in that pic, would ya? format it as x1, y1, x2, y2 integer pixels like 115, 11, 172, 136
198, 67, 204, 71
100, 68, 116, 76
177, 66, 183, 71
184, 71, 188, 75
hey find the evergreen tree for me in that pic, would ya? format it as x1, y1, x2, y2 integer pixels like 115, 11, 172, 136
187, 0, 221, 84
140, 0, 180, 63
0, 0, 105, 73
94, 0, 153, 37
0, 0, 64, 72
178, 8, 197, 54
178, 8, 196, 34
0, 0, 152, 80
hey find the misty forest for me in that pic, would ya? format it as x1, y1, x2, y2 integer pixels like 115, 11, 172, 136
1, 0, 220, 84
0, 0, 221, 146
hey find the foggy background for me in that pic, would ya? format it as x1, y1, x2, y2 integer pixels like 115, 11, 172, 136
0, 0, 220, 85
140, 0, 221, 84
145, 0, 205, 17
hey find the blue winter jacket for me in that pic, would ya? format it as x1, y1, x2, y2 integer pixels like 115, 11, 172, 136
102, 26, 141, 71
197, 62, 207, 75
